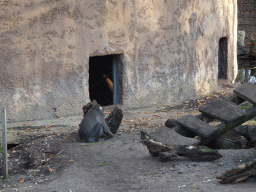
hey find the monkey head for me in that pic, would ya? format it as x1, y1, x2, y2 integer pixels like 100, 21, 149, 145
82, 100, 102, 117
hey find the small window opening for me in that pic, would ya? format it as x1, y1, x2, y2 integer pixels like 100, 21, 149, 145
89, 54, 122, 106
218, 37, 228, 79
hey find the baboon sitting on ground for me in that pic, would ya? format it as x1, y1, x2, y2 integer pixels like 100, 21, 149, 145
78, 100, 123, 142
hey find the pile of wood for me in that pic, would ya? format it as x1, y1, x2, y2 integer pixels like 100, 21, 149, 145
141, 83, 256, 183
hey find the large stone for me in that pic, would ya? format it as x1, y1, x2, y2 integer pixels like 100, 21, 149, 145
237, 31, 248, 55
250, 32, 256, 57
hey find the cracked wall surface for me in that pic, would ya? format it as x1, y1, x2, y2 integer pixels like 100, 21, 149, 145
0, 0, 237, 122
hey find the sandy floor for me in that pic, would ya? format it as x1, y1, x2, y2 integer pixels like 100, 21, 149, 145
1, 80, 256, 192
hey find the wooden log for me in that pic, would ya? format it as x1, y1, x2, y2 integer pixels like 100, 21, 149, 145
176, 145, 223, 162
234, 125, 256, 144
165, 115, 214, 138
105, 106, 123, 134
217, 106, 256, 137
159, 152, 178, 162
176, 115, 219, 139
173, 126, 197, 138
192, 106, 256, 145
217, 159, 256, 184
164, 119, 177, 129
195, 113, 215, 123
165, 92, 245, 137
141, 130, 222, 162
207, 137, 242, 149
199, 98, 247, 124
233, 83, 256, 105
194, 94, 244, 124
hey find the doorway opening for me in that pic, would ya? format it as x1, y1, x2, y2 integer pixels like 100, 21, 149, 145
218, 37, 228, 79
89, 54, 122, 106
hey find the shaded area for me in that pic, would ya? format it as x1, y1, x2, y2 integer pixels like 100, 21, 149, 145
0, 132, 78, 177
236, 58, 256, 83
218, 37, 228, 79
89, 55, 114, 106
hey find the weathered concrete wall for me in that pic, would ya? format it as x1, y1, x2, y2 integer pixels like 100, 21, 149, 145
0, 0, 237, 122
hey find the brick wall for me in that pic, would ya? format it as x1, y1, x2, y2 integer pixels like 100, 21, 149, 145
238, 0, 256, 48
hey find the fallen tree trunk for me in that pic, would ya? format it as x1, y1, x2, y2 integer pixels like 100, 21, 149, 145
141, 130, 222, 162
217, 159, 256, 184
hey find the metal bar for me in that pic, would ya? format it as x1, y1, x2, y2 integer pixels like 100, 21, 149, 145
2, 108, 8, 179
113, 56, 120, 104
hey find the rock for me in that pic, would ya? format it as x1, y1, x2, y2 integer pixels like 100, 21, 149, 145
249, 32, 256, 57
249, 76, 256, 83
235, 70, 245, 83
238, 31, 245, 47
237, 31, 248, 55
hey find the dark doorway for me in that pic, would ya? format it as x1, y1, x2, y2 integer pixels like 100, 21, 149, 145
89, 54, 122, 106
218, 37, 228, 79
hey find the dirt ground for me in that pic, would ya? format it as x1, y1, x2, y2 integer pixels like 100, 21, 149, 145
1, 80, 256, 192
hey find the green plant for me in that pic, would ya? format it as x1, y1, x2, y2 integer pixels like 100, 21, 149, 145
99, 161, 110, 166
240, 103, 253, 110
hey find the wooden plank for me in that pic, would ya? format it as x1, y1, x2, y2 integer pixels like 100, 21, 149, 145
2, 108, 8, 179
199, 105, 256, 145
234, 83, 256, 105
175, 115, 219, 139
147, 126, 199, 147
199, 98, 247, 124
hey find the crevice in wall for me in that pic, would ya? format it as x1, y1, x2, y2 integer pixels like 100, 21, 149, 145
218, 37, 228, 79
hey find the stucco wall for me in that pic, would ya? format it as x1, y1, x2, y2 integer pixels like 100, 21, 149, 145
0, 0, 237, 122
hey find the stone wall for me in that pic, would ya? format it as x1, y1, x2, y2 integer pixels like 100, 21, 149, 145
0, 0, 237, 122
238, 0, 256, 48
